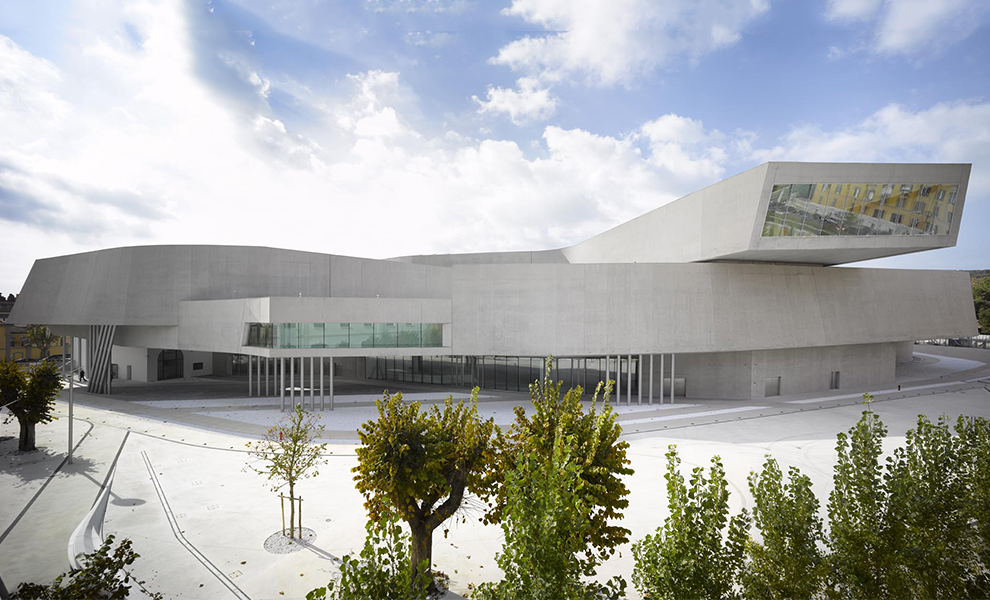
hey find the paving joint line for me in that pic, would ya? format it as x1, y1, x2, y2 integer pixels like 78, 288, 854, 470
141, 451, 250, 600
0, 419, 95, 546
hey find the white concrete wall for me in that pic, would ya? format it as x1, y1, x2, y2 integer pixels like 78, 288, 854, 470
10, 246, 451, 327
111, 345, 149, 382
640, 342, 897, 400
563, 164, 768, 264
183, 351, 213, 378
450, 263, 976, 357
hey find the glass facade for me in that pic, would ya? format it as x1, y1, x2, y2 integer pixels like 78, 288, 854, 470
245, 322, 446, 349
762, 182, 957, 237
367, 355, 632, 395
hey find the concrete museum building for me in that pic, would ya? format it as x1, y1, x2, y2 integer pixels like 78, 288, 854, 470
8, 162, 978, 406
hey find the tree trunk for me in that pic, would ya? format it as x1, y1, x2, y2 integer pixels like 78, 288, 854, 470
18, 419, 36, 452
289, 483, 296, 538
409, 518, 434, 591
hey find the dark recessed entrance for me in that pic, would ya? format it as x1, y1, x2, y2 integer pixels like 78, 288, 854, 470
158, 349, 184, 381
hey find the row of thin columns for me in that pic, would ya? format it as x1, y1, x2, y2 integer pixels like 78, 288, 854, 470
604, 354, 676, 405
248, 356, 335, 412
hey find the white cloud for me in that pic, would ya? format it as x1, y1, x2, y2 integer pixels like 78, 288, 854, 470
473, 77, 558, 125
0, 35, 70, 148
824, 0, 883, 21
827, 0, 988, 57
750, 100, 990, 194
0, 3, 742, 293
491, 0, 771, 86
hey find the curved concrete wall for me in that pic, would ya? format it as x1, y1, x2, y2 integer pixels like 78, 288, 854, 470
10, 245, 451, 326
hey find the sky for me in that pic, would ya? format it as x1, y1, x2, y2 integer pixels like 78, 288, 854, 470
1, 0, 989, 295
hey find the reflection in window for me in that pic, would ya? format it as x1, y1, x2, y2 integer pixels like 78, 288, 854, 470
244, 322, 445, 349
279, 323, 300, 348
326, 322, 349, 348
762, 182, 958, 238
398, 323, 421, 348
350, 323, 374, 348
374, 323, 398, 347
300, 323, 325, 348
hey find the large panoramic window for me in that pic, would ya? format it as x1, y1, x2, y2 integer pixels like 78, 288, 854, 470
366, 355, 627, 394
762, 182, 957, 237
245, 322, 445, 349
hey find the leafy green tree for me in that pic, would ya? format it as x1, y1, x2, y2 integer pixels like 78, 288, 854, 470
632, 447, 749, 600
973, 276, 990, 334
883, 415, 976, 598
12, 535, 163, 599
741, 457, 825, 600
1, 359, 61, 452
491, 358, 632, 565
353, 388, 497, 590
307, 515, 430, 600
958, 415, 990, 596
0, 357, 26, 411
826, 395, 892, 599
245, 405, 327, 538
474, 428, 626, 600
23, 325, 58, 359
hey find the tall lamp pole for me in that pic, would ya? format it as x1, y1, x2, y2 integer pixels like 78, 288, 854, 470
67, 336, 74, 464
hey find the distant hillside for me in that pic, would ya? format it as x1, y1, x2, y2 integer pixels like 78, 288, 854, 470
970, 270, 990, 280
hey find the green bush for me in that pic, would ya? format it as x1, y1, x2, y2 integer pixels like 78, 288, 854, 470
473, 431, 625, 600
12, 535, 162, 599
740, 458, 825, 600
631, 447, 749, 600
307, 515, 432, 600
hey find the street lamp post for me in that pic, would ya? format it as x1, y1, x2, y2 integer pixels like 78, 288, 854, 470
67, 336, 74, 464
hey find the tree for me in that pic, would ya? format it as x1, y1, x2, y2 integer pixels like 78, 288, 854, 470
352, 388, 498, 590
826, 400, 990, 599
632, 447, 749, 600
23, 325, 58, 359
1, 359, 61, 452
12, 535, 163, 599
307, 515, 430, 600
491, 358, 632, 565
973, 276, 990, 334
826, 395, 892, 599
741, 457, 825, 600
958, 414, 990, 596
474, 428, 626, 600
882, 415, 977, 599
245, 405, 327, 538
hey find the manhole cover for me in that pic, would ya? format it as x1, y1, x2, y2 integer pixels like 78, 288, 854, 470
264, 528, 317, 554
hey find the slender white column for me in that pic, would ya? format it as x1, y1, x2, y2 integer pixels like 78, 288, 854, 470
616, 357, 622, 404
320, 357, 325, 411
638, 355, 643, 405
264, 358, 269, 397
649, 354, 654, 405
290, 357, 295, 407
329, 359, 334, 411
257, 356, 262, 397
671, 354, 676, 404
280, 357, 285, 411
627, 354, 632, 405
660, 354, 665, 405
310, 356, 315, 410
248, 355, 253, 398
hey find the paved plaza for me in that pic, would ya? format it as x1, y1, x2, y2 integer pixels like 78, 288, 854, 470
2, 345, 990, 599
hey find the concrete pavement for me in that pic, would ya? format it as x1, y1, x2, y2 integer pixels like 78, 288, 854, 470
1, 345, 988, 598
